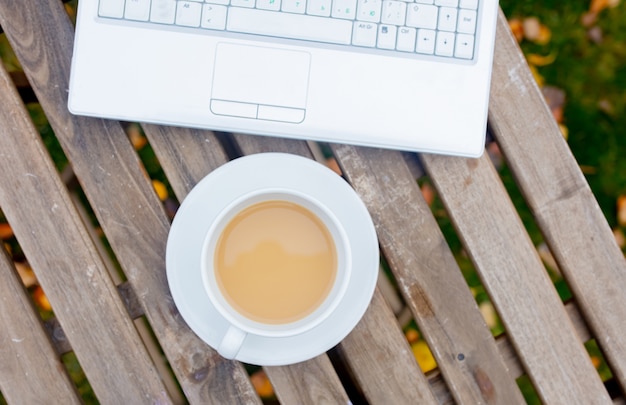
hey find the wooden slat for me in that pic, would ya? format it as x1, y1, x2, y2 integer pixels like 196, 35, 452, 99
144, 127, 351, 403
330, 144, 526, 404
232, 133, 442, 403
265, 357, 350, 404
337, 288, 438, 404
0, 243, 80, 404
0, 59, 172, 404
0, 1, 260, 403
488, 9, 626, 392
422, 152, 611, 404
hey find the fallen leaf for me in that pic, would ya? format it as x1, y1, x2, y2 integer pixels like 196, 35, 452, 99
587, 26, 603, 43
127, 123, 147, 150
0, 222, 13, 239
250, 370, 274, 398
591, 356, 601, 369
325, 157, 342, 175
405, 328, 420, 344
508, 18, 524, 42
614, 228, 625, 248
521, 17, 552, 44
412, 340, 437, 373
152, 180, 168, 201
527, 52, 557, 67
590, 0, 611, 13
617, 195, 626, 226
420, 183, 435, 206
33, 286, 52, 311
15, 261, 37, 288
479, 301, 497, 329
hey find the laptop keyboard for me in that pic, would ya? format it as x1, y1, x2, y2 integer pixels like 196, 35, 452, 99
98, 0, 479, 60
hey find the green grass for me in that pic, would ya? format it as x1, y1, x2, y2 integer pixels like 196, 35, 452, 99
500, 0, 626, 229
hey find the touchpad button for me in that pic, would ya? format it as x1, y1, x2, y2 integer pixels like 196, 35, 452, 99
210, 43, 310, 123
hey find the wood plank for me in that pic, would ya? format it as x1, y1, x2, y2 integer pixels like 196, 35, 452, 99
330, 144, 526, 404
0, 1, 260, 403
337, 288, 439, 404
145, 128, 350, 403
0, 60, 172, 404
265, 357, 350, 404
488, 8, 626, 391
0, 243, 81, 404
421, 151, 611, 404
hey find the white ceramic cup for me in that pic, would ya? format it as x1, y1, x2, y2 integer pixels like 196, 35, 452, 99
201, 188, 352, 359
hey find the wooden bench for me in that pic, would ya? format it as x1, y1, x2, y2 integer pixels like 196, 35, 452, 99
1, 1, 625, 404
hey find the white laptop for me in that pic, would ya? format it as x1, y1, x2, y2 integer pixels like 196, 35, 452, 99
68, 0, 499, 157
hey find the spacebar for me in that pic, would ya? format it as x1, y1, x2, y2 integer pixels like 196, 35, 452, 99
227, 8, 353, 45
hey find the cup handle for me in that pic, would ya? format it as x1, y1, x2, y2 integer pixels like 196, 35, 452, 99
218, 325, 247, 359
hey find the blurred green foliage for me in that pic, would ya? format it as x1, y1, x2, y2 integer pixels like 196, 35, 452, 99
500, 0, 626, 228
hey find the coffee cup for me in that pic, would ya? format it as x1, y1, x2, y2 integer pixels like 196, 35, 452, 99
200, 187, 352, 359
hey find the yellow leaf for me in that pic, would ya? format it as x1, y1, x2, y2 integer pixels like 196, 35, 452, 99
250, 370, 274, 398
528, 64, 545, 87
590, 0, 611, 13
152, 180, 168, 201
617, 195, 626, 226
479, 301, 497, 329
508, 18, 524, 42
33, 286, 52, 312
405, 328, 420, 344
527, 52, 557, 67
0, 222, 13, 239
412, 341, 437, 373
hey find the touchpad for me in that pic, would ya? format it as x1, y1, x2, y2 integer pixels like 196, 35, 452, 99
210, 43, 311, 123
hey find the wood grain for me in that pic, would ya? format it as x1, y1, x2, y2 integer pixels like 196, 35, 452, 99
233, 132, 447, 403
337, 288, 438, 404
489, 8, 626, 392
0, 244, 81, 404
0, 57, 172, 404
331, 144, 526, 405
0, 1, 260, 403
422, 151, 611, 404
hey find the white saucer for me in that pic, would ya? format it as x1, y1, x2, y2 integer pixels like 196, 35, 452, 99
166, 153, 379, 366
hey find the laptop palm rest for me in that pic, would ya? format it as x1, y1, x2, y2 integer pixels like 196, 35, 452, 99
210, 43, 311, 124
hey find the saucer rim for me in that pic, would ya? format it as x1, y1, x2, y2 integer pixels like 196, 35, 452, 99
166, 153, 379, 366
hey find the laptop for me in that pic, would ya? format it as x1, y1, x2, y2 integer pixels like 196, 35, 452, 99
68, 0, 499, 157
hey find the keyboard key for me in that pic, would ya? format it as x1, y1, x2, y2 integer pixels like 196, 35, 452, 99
257, 0, 281, 10
457, 9, 476, 34
415, 0, 434, 3
150, 0, 177, 23
435, 0, 458, 6
99, 0, 125, 18
406, 4, 437, 29
282, 0, 307, 13
206, 0, 230, 5
227, 8, 353, 44
231, 0, 255, 6
176, 1, 203, 26
377, 24, 397, 49
125, 0, 151, 21
459, 0, 477, 9
454, 33, 474, 58
332, 0, 357, 19
381, 1, 406, 25
201, 4, 227, 29
353, 22, 378, 47
435, 31, 454, 56
437, 7, 457, 31
308, 0, 332, 16
396, 26, 416, 51
416, 28, 435, 54
357, 0, 382, 23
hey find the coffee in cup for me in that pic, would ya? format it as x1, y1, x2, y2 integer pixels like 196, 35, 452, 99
201, 189, 351, 359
